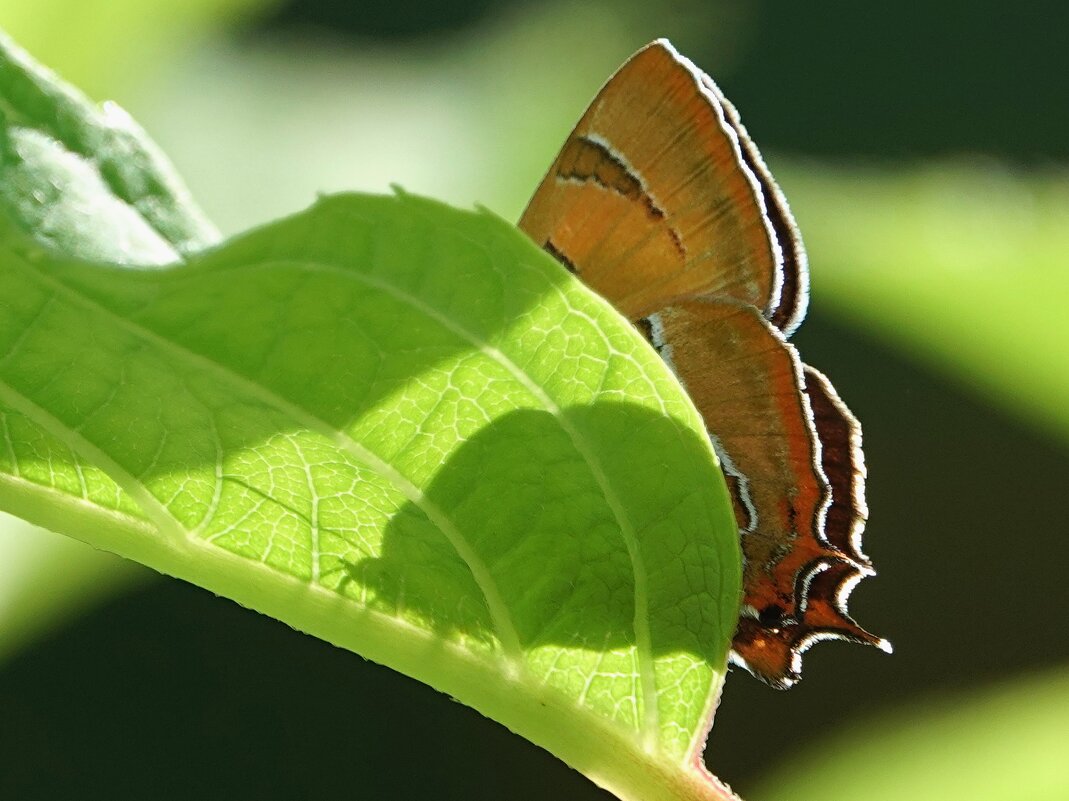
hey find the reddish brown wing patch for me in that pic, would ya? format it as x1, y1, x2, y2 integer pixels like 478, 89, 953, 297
520, 40, 785, 321
651, 302, 828, 594
519, 38, 887, 689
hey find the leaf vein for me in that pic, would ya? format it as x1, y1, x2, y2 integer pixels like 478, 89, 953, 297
11, 256, 524, 664
0, 377, 187, 545
0, 410, 19, 478
271, 257, 662, 746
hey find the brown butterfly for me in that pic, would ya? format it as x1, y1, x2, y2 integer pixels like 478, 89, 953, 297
519, 38, 890, 689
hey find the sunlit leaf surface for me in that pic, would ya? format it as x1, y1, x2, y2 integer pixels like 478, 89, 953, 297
0, 188, 741, 801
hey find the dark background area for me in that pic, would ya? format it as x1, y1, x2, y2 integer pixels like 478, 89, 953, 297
2, 2, 1067, 799
261, 0, 1069, 162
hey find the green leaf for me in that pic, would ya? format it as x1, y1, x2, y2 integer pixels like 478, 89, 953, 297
0, 30, 219, 260
0, 190, 741, 801
782, 164, 1069, 443
0, 28, 219, 660
753, 667, 1069, 801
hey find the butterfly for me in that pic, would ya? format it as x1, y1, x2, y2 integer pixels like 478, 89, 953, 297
519, 38, 890, 689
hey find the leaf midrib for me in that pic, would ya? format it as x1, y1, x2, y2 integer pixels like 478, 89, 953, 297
0, 409, 19, 478
0, 376, 186, 543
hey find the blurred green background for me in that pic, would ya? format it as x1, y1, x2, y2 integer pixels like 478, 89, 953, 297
1, 1, 1067, 799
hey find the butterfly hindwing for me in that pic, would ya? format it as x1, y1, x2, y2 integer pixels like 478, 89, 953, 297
640, 301, 885, 686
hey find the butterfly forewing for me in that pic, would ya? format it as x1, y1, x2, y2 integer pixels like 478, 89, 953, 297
709, 82, 809, 335
520, 40, 789, 320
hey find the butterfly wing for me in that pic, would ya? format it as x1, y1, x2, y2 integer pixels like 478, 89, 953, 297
519, 39, 885, 688
645, 301, 886, 687
520, 39, 806, 327
708, 81, 809, 335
